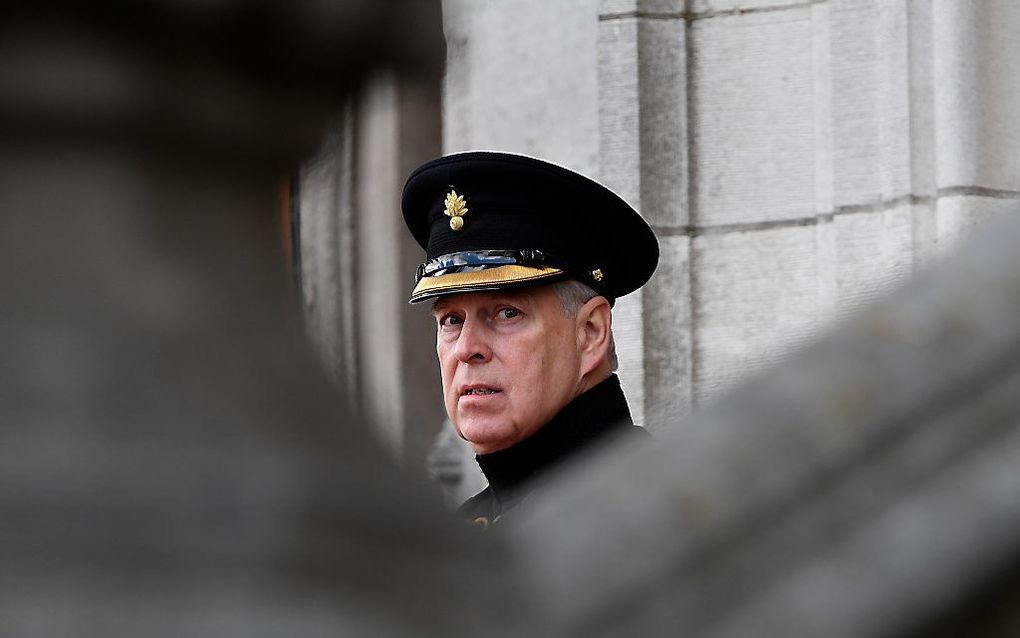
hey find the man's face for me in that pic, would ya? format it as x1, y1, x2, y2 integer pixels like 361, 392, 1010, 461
431, 285, 585, 454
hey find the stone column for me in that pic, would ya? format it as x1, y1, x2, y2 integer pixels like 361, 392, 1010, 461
298, 73, 446, 468
598, 0, 690, 430
932, 0, 1020, 244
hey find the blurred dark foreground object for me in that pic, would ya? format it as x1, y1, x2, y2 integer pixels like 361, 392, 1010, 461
0, 2, 525, 637
0, 0, 442, 161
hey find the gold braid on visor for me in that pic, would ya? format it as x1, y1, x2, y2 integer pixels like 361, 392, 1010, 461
410, 264, 564, 302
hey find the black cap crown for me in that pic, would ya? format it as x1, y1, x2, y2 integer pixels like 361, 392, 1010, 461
402, 151, 658, 303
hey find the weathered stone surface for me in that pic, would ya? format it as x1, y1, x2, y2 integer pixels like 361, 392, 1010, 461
933, 0, 1020, 192
637, 17, 687, 228
936, 193, 1020, 254
906, 0, 937, 199
600, 0, 683, 15
598, 12, 689, 427
810, 1, 834, 216
443, 0, 601, 175
597, 14, 645, 424
815, 214, 838, 323
874, 0, 913, 200
830, 0, 914, 208
689, 7, 817, 226
690, 0, 808, 14
440, 0, 474, 154
829, 0, 879, 206
691, 225, 821, 403
598, 15, 642, 206
832, 205, 913, 318
910, 201, 939, 270
641, 236, 693, 431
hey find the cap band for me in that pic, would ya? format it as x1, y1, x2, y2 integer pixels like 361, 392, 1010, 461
415, 249, 564, 282
409, 264, 565, 302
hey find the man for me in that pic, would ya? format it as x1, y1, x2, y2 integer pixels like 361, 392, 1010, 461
402, 151, 659, 525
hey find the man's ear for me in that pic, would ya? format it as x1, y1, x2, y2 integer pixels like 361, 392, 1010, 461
577, 296, 612, 377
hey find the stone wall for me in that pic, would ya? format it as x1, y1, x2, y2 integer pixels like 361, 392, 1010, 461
438, 0, 1020, 433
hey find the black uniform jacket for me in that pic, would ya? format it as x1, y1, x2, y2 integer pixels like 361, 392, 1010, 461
457, 374, 645, 525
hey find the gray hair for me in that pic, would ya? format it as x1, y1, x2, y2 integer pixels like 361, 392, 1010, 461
552, 279, 619, 372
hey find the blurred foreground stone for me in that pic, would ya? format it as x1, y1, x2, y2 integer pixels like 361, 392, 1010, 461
0, 2, 524, 637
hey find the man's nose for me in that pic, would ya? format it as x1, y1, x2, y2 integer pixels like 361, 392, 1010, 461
453, 318, 492, 363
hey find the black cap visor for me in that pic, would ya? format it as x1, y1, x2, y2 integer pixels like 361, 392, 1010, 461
410, 249, 568, 303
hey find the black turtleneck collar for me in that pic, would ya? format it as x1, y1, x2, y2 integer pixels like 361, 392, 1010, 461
471, 373, 636, 514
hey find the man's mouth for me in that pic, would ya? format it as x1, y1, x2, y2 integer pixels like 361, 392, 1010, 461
461, 386, 501, 396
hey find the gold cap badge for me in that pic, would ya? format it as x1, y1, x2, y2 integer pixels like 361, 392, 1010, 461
444, 189, 469, 231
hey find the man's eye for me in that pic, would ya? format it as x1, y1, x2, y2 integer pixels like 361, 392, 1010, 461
498, 307, 521, 320
439, 314, 463, 327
